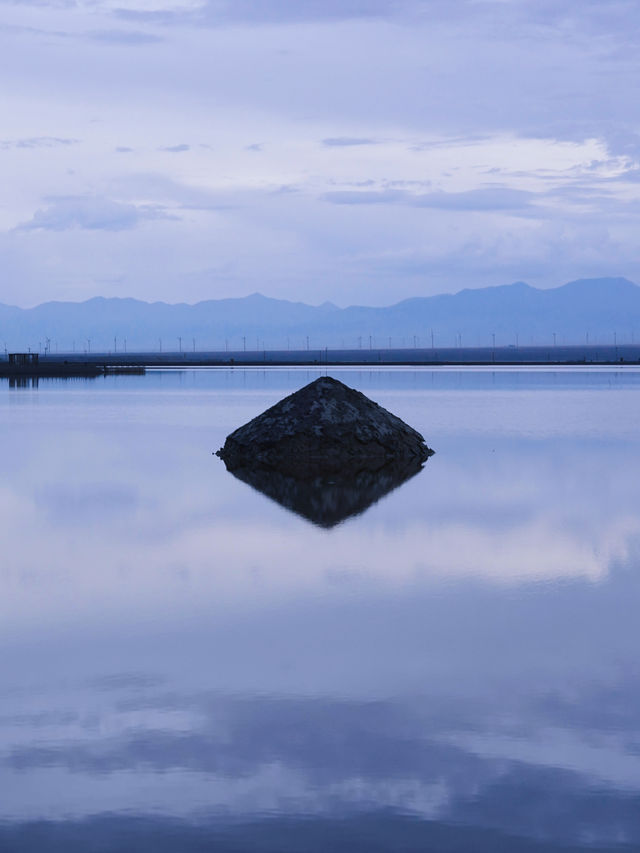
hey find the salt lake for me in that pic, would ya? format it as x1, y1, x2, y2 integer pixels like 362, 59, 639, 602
0, 367, 639, 852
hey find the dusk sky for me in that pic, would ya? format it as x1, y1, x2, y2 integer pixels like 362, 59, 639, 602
1, 0, 639, 307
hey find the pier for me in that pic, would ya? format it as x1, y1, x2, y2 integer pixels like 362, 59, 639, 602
0, 353, 146, 378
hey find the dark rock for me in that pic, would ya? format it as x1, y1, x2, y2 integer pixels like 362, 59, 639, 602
221, 455, 425, 528
216, 376, 434, 477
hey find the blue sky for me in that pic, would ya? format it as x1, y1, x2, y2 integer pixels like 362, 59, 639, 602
1, 0, 639, 306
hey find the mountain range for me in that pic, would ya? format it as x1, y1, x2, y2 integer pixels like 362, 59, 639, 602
1, 277, 639, 353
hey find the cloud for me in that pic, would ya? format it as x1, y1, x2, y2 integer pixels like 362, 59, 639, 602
107, 172, 239, 210
0, 20, 164, 45
322, 137, 379, 147
0, 137, 79, 151
2, 0, 640, 305
322, 189, 406, 205
216, 0, 403, 23
87, 28, 164, 44
0, 0, 76, 6
17, 196, 176, 232
415, 188, 535, 211
105, 0, 640, 41
323, 187, 534, 211
0, 0, 198, 9
115, 0, 406, 25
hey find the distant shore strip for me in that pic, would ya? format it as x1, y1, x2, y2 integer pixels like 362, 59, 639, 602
2, 343, 640, 374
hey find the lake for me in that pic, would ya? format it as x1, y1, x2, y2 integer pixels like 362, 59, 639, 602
1, 367, 639, 852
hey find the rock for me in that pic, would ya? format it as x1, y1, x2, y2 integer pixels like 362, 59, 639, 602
216, 375, 433, 477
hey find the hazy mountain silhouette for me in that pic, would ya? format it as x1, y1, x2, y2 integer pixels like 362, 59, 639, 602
1, 278, 638, 351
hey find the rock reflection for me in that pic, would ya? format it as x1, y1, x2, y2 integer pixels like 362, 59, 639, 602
220, 456, 428, 527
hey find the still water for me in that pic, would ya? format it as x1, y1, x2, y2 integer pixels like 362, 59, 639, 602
1, 367, 639, 852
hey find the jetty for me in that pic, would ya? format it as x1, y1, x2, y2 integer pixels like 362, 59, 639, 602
0, 353, 145, 378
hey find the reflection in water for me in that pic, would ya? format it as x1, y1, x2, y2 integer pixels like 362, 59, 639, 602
2, 369, 640, 851
8, 376, 38, 389
220, 456, 428, 527
3, 684, 640, 850
4, 375, 104, 389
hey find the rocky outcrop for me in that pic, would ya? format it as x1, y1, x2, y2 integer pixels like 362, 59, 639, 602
216, 375, 433, 477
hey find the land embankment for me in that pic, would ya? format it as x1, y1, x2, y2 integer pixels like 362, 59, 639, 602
21, 343, 640, 368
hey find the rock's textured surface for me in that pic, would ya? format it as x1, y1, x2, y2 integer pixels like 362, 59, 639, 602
216, 376, 433, 476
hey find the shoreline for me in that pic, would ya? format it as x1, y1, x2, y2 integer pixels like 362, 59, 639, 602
4, 343, 639, 371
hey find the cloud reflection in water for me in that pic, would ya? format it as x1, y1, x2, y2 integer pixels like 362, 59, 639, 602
2, 688, 640, 849
1, 370, 640, 850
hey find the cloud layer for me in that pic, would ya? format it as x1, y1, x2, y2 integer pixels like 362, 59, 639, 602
1, 0, 639, 305
18, 195, 173, 231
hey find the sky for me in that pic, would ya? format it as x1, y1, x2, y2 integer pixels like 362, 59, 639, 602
1, 0, 640, 307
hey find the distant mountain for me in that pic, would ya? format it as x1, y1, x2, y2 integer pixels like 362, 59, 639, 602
1, 278, 639, 352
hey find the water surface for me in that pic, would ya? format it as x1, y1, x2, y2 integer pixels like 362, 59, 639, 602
1, 367, 639, 851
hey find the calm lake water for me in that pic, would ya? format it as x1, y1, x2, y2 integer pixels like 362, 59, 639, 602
1, 367, 640, 852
